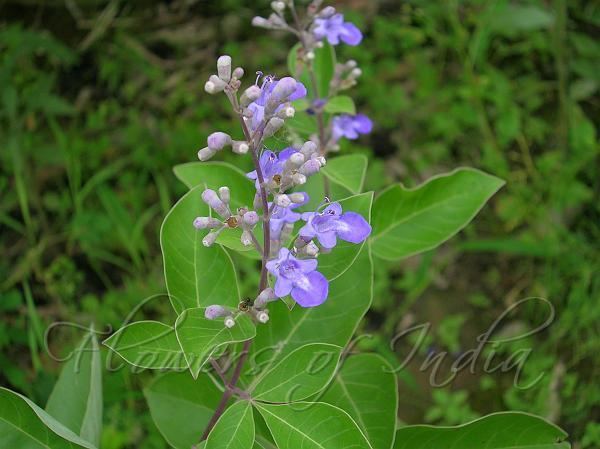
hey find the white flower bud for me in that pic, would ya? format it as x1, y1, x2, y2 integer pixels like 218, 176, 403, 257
232, 67, 244, 79
277, 104, 295, 118
299, 159, 321, 176
263, 117, 284, 137
242, 211, 259, 226
240, 85, 262, 107
207, 132, 232, 151
306, 51, 315, 60
240, 230, 253, 247
271, 1, 285, 12
274, 194, 291, 207
305, 241, 319, 257
218, 186, 230, 204
346, 59, 357, 69
300, 141, 318, 157
319, 6, 336, 18
289, 192, 306, 204
351, 68, 362, 78
205, 305, 229, 320
256, 310, 269, 324
286, 151, 305, 168
224, 316, 235, 328
204, 81, 217, 94
292, 173, 307, 185
198, 147, 216, 161
206, 75, 227, 93
202, 231, 220, 247
252, 16, 271, 28
217, 55, 232, 82
315, 41, 324, 48
232, 140, 249, 154
193, 217, 222, 229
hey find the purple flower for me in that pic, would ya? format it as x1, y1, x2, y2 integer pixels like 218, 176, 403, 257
313, 14, 362, 46
331, 114, 373, 142
300, 202, 371, 249
266, 248, 328, 307
246, 147, 298, 189
269, 192, 309, 238
247, 77, 307, 131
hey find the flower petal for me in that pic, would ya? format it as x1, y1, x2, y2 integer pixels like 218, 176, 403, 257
291, 271, 329, 307
318, 230, 337, 249
340, 22, 363, 46
274, 277, 293, 297
296, 258, 318, 273
336, 212, 372, 244
323, 202, 343, 216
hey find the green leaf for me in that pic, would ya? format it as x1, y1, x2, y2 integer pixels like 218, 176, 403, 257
161, 185, 242, 314
489, 4, 555, 34
393, 412, 570, 449
288, 42, 336, 98
321, 154, 368, 194
0, 387, 97, 449
175, 307, 256, 378
251, 343, 342, 403
144, 372, 222, 449
371, 168, 504, 260
103, 321, 187, 370
300, 171, 353, 210
324, 96, 356, 115
256, 402, 372, 449
206, 401, 254, 449
45, 330, 102, 447
316, 192, 373, 281
171, 162, 260, 257
321, 354, 397, 449
246, 246, 372, 383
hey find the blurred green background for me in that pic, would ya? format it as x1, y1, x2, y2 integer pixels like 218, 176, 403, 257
1, 0, 598, 447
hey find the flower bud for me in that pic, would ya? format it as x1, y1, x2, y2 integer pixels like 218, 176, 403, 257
292, 173, 307, 185
243, 211, 259, 227
202, 189, 230, 218
252, 16, 271, 28
263, 117, 284, 137
267, 77, 298, 109
274, 194, 291, 208
277, 104, 295, 119
306, 51, 315, 60
241, 230, 253, 247
218, 186, 230, 204
232, 67, 244, 79
299, 159, 321, 176
300, 141, 318, 157
207, 132, 231, 151
305, 241, 319, 257
256, 310, 269, 324
268, 13, 287, 28
288, 152, 305, 167
193, 217, 222, 229
202, 231, 220, 247
346, 59, 357, 69
315, 155, 327, 166
217, 55, 232, 82
319, 6, 336, 18
224, 316, 236, 328
232, 140, 249, 154
351, 68, 362, 78
198, 147, 216, 161
254, 288, 277, 308
289, 192, 307, 204
271, 1, 285, 13
205, 75, 227, 94
240, 85, 262, 107
205, 305, 229, 320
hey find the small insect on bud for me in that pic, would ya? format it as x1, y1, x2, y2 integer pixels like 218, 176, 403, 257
271, 1, 285, 13
224, 316, 236, 328
217, 55, 232, 82
207, 132, 232, 151
198, 147, 216, 161
292, 173, 307, 185
289, 192, 307, 204
205, 305, 229, 320
256, 310, 269, 324
218, 186, 230, 204
232, 67, 244, 79
263, 117, 284, 137
202, 231, 220, 247
305, 241, 319, 257
232, 140, 249, 154
243, 211, 259, 227
274, 194, 291, 208
193, 217, 222, 229
299, 159, 321, 176
240, 85, 262, 107
240, 230, 253, 247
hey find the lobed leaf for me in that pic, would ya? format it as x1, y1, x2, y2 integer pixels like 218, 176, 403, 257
371, 168, 504, 260
393, 411, 570, 449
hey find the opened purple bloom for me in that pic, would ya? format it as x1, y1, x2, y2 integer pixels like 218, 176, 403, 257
246, 148, 297, 189
270, 192, 309, 239
247, 77, 307, 131
313, 14, 362, 46
300, 202, 371, 249
266, 248, 328, 307
332, 114, 373, 142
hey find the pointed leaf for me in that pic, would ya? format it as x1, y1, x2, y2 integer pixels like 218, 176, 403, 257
45, 330, 102, 447
206, 401, 254, 449
256, 402, 372, 449
175, 308, 256, 378
161, 185, 242, 314
321, 154, 367, 194
323, 96, 356, 115
145, 372, 222, 449
321, 354, 397, 449
251, 343, 342, 403
103, 321, 186, 370
0, 387, 97, 449
371, 168, 504, 260
393, 412, 570, 449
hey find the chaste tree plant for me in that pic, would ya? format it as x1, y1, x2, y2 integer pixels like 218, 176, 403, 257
0, 1, 572, 449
